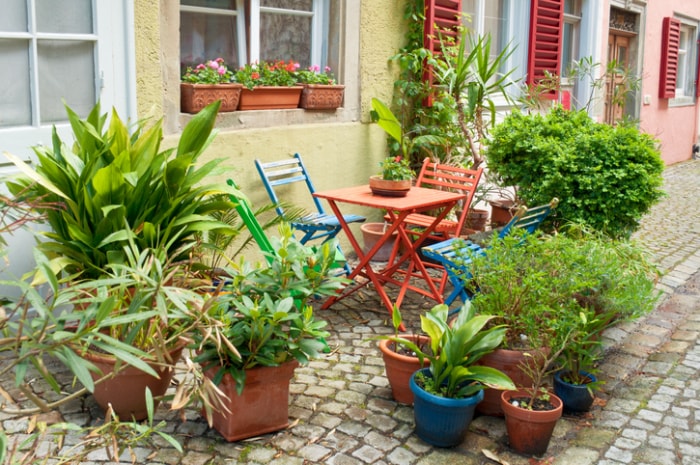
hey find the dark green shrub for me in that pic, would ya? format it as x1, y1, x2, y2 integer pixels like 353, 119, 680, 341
486, 107, 665, 238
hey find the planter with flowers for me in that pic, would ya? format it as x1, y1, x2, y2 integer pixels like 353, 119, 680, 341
181, 58, 242, 113
234, 60, 303, 110
369, 155, 415, 197
295, 65, 345, 110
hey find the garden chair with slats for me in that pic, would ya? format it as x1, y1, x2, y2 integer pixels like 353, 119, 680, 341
421, 198, 559, 307
388, 157, 484, 241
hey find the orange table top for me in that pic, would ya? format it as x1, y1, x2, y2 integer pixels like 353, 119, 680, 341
314, 185, 466, 211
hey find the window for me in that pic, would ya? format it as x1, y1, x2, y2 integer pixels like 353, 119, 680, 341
180, 0, 340, 75
461, 0, 530, 94
0, 1, 135, 160
561, 0, 581, 80
673, 21, 698, 103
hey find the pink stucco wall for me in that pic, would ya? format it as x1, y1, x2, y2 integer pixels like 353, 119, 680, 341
639, 0, 700, 165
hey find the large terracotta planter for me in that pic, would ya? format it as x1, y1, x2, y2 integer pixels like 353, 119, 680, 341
476, 348, 547, 416
237, 86, 303, 110
378, 335, 430, 404
410, 368, 484, 447
81, 339, 187, 421
361, 222, 398, 262
368, 175, 412, 197
501, 389, 563, 456
180, 83, 243, 113
299, 84, 345, 110
205, 360, 298, 442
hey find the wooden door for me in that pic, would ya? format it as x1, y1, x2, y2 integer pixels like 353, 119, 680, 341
605, 33, 630, 124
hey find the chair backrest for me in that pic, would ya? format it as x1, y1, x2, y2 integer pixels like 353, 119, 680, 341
497, 198, 559, 239
227, 179, 275, 264
254, 153, 325, 218
415, 157, 484, 233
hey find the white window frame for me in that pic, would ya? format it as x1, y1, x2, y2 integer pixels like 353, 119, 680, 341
0, 1, 136, 163
180, 1, 248, 65
671, 17, 698, 106
561, 0, 582, 83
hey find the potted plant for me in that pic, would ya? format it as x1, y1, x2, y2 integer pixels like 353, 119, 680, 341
368, 155, 416, 197
6, 100, 239, 282
193, 224, 347, 441
376, 305, 430, 404
405, 302, 515, 447
234, 60, 304, 110
295, 65, 345, 110
180, 57, 243, 113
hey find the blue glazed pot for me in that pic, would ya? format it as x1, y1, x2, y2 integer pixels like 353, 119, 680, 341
553, 370, 596, 412
409, 368, 485, 447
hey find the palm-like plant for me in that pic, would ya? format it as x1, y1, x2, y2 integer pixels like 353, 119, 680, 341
6, 101, 240, 281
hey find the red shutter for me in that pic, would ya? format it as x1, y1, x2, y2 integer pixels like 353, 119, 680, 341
659, 17, 681, 99
527, 0, 564, 99
423, 0, 462, 106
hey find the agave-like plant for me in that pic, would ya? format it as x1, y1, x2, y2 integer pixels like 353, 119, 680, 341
388, 302, 515, 399
6, 100, 241, 281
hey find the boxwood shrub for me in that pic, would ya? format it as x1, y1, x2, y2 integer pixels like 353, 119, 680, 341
486, 107, 665, 238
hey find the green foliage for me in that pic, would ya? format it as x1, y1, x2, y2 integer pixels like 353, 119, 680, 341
6, 101, 240, 281
194, 224, 345, 394
386, 303, 515, 399
486, 107, 665, 238
463, 228, 659, 354
181, 57, 234, 84
379, 155, 416, 181
234, 60, 299, 89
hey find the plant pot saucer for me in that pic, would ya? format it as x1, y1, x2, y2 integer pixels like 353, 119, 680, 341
369, 186, 410, 197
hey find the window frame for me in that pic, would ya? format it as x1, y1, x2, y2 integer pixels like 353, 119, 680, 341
670, 18, 698, 106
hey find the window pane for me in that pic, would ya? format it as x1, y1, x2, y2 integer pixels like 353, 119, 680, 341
262, 0, 313, 10
181, 11, 240, 69
562, 23, 573, 76
0, 39, 30, 127
38, 40, 95, 122
260, 12, 311, 65
0, 0, 28, 33
36, 0, 92, 33
182, 0, 235, 7
463, 0, 476, 16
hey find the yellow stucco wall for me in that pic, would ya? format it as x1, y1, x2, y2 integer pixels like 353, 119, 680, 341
132, 0, 408, 253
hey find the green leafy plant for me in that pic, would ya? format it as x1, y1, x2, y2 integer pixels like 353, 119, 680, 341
485, 106, 665, 238
234, 60, 300, 89
294, 65, 337, 85
193, 224, 346, 394
6, 100, 240, 281
386, 303, 515, 399
181, 57, 234, 84
379, 155, 415, 181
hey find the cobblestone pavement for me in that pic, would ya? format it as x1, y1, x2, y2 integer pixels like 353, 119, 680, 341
3, 160, 700, 464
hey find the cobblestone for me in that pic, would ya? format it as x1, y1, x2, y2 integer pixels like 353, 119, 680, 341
3, 159, 700, 464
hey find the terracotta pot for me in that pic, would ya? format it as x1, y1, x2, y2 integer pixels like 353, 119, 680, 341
237, 86, 303, 110
489, 199, 516, 227
205, 360, 298, 441
361, 222, 398, 262
368, 175, 412, 197
299, 84, 345, 110
501, 389, 563, 456
180, 83, 243, 113
379, 336, 430, 404
464, 207, 489, 232
81, 338, 188, 421
476, 347, 548, 416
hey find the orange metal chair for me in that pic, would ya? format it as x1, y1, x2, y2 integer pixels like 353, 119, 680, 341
388, 157, 483, 240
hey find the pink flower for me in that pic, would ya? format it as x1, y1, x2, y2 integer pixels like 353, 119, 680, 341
196, 64, 206, 70
217, 66, 226, 75
324, 66, 332, 73
310, 65, 320, 72
208, 60, 219, 69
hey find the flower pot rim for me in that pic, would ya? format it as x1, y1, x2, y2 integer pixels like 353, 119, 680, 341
409, 367, 485, 407
554, 369, 597, 386
501, 388, 564, 419
378, 335, 430, 363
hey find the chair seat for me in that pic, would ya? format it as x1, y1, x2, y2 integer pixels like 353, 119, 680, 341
297, 212, 365, 229
401, 213, 459, 234
421, 238, 485, 265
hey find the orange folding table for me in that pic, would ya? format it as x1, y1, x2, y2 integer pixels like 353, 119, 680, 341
313, 184, 465, 327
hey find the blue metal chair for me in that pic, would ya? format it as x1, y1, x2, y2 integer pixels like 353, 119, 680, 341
422, 198, 559, 307
254, 153, 364, 273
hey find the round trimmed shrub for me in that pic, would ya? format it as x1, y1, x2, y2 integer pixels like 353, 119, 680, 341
486, 107, 665, 238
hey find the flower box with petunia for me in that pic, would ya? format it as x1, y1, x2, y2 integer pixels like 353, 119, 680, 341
234, 60, 303, 110
180, 58, 242, 113
296, 65, 345, 111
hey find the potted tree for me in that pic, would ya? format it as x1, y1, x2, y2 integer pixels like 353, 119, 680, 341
397, 303, 515, 447
193, 224, 347, 441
